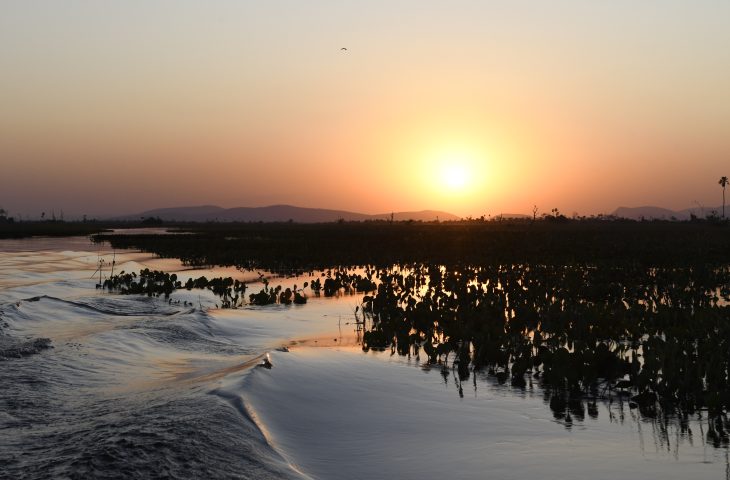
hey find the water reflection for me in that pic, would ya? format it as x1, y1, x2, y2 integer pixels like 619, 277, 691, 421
102, 259, 730, 456
245, 347, 730, 480
390, 347, 730, 473
342, 263, 730, 455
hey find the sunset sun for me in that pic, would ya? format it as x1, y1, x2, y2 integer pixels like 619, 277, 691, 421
442, 164, 469, 190
427, 146, 484, 196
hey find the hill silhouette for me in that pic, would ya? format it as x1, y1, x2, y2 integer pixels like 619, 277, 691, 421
117, 204, 460, 223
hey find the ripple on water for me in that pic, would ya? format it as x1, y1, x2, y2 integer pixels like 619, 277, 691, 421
0, 336, 52, 359
0, 241, 305, 479
1, 380, 297, 479
0, 308, 299, 480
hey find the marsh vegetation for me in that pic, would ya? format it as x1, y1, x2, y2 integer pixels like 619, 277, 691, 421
95, 220, 730, 445
95, 219, 730, 270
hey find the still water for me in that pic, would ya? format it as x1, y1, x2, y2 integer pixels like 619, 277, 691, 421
0, 236, 727, 479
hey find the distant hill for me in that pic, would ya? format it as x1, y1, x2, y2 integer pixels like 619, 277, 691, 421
612, 205, 723, 220
116, 204, 460, 223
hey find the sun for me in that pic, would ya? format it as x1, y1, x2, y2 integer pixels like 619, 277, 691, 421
414, 142, 490, 203
436, 147, 480, 192
442, 164, 469, 189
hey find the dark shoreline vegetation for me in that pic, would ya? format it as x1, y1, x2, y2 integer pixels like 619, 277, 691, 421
92, 219, 730, 269
0, 219, 166, 239
0, 221, 113, 238
8, 219, 730, 445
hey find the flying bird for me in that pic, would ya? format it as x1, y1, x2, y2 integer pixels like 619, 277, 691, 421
340, 47, 347, 51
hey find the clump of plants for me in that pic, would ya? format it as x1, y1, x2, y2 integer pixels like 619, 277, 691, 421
354, 262, 730, 424
106, 269, 276, 309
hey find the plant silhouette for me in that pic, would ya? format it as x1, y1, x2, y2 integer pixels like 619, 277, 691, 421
720, 176, 728, 219
94, 220, 730, 444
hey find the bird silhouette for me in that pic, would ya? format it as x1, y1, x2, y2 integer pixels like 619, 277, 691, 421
340, 47, 347, 51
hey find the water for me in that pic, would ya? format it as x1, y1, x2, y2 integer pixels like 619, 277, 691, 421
242, 349, 729, 479
1, 236, 728, 479
0, 238, 307, 479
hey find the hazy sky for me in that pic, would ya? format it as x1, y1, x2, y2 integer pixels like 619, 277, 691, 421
1, 1, 729, 218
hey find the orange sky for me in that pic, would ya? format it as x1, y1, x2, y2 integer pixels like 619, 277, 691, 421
1, 1, 729, 219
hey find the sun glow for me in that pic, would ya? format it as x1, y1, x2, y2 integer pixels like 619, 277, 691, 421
442, 164, 469, 189
432, 148, 483, 194
393, 127, 506, 215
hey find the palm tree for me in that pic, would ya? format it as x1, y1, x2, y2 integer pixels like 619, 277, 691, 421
720, 176, 729, 219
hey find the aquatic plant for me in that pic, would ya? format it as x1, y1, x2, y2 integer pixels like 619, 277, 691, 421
348, 262, 730, 422
95, 221, 730, 441
106, 269, 315, 309
104, 269, 180, 298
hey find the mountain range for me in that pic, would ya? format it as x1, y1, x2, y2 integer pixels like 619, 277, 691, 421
113, 203, 726, 223
118, 205, 460, 223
